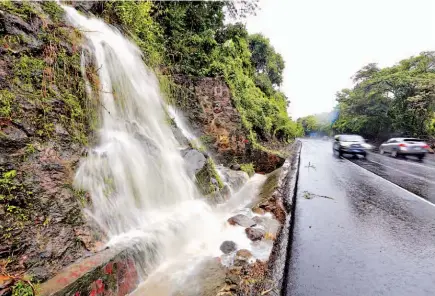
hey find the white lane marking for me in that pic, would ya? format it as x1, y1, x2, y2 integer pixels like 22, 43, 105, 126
346, 159, 435, 208
363, 158, 435, 185
371, 152, 435, 172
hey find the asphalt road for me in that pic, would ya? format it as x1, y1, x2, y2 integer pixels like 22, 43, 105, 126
350, 152, 435, 203
285, 139, 435, 296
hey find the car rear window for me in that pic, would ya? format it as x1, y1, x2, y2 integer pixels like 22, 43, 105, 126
404, 138, 424, 142
341, 135, 363, 142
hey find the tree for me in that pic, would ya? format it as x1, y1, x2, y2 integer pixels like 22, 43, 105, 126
297, 115, 319, 135
248, 34, 285, 87
334, 52, 435, 139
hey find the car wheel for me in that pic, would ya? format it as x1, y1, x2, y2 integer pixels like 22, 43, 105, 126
338, 150, 343, 157
361, 152, 367, 158
391, 150, 398, 158
418, 154, 425, 160
380, 148, 384, 155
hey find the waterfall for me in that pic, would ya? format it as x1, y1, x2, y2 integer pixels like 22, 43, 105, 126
62, 5, 268, 294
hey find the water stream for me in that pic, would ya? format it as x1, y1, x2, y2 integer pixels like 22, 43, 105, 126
63, 5, 272, 295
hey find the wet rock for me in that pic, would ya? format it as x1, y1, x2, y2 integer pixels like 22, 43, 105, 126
0, 125, 29, 152
1, 12, 35, 35
226, 266, 242, 284
42, 163, 64, 171
252, 216, 266, 226
245, 227, 265, 241
54, 124, 69, 137
227, 214, 256, 228
236, 249, 252, 258
173, 126, 190, 147
252, 207, 265, 215
181, 148, 207, 178
234, 249, 253, 266
72, 1, 97, 12
208, 184, 231, 205
218, 167, 249, 192
220, 241, 237, 254
28, 266, 51, 282
230, 163, 241, 170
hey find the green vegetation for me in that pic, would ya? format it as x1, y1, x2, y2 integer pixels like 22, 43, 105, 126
195, 158, 224, 195
0, 90, 16, 118
240, 163, 255, 177
0, 170, 18, 201
12, 279, 35, 296
94, 1, 302, 147
297, 113, 334, 136
40, 1, 64, 22
1, 1, 94, 144
99, 1, 164, 67
333, 53, 435, 139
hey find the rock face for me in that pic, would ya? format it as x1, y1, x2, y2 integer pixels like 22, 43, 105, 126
0, 2, 100, 280
220, 241, 237, 254
227, 214, 256, 228
172, 76, 285, 173
245, 227, 266, 241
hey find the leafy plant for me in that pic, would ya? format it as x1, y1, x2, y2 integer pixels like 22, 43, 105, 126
240, 163, 255, 177
12, 280, 34, 296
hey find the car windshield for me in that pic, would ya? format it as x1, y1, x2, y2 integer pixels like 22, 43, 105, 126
341, 135, 364, 142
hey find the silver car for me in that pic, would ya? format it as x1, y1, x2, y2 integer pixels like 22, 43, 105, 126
333, 134, 372, 158
379, 138, 429, 159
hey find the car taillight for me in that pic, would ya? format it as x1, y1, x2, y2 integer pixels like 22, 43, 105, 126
399, 143, 407, 147
423, 145, 429, 149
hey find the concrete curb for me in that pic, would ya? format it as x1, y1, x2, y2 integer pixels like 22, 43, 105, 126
264, 140, 301, 296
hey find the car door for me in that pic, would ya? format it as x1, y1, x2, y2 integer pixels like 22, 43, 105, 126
383, 139, 395, 153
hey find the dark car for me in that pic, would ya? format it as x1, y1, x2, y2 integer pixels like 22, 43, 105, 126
333, 134, 371, 158
379, 138, 429, 159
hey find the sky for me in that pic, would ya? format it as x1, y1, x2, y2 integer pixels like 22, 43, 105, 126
245, 0, 435, 119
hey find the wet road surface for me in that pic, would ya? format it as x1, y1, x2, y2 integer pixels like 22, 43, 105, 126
350, 151, 435, 203
285, 139, 435, 296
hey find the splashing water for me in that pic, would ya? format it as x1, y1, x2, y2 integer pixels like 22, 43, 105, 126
63, 5, 269, 294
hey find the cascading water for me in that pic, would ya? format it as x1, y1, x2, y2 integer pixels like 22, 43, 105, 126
63, 5, 272, 295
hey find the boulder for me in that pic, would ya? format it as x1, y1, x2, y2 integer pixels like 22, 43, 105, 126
218, 166, 249, 192
227, 214, 256, 228
220, 241, 237, 254
181, 148, 207, 178
245, 227, 265, 241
